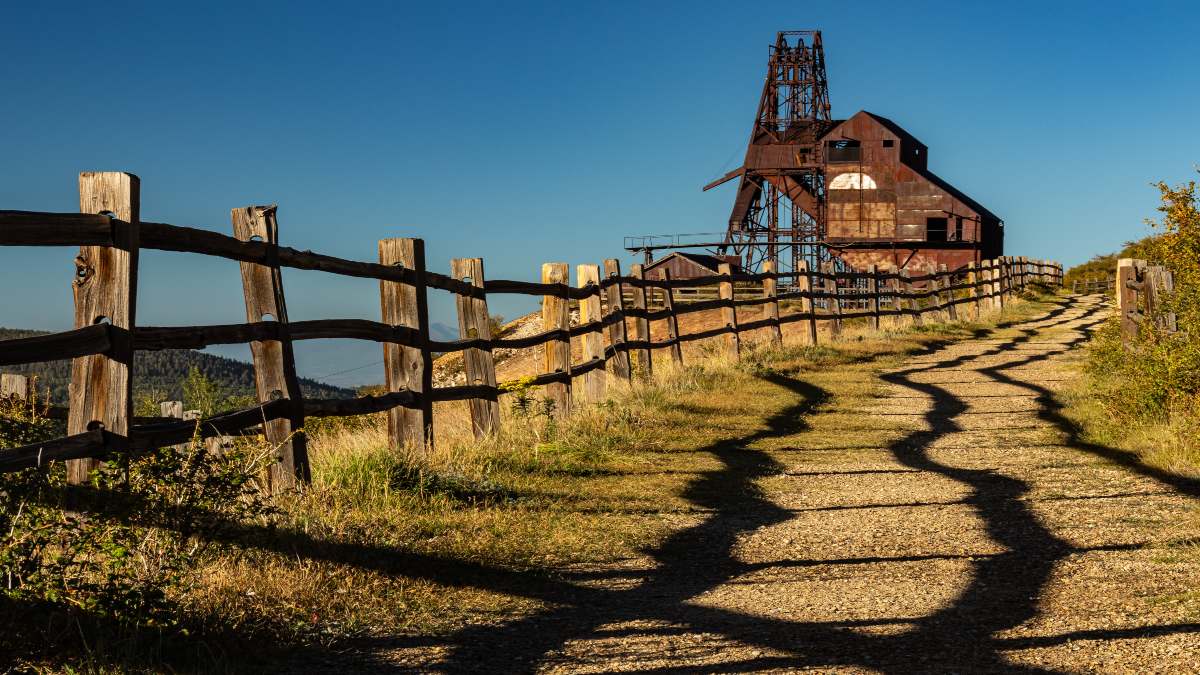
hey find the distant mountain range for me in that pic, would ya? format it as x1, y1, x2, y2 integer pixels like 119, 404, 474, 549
1, 328, 355, 404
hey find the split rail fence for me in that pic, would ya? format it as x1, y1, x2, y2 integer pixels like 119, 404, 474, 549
0, 172, 1062, 491
1116, 257, 1177, 349
1071, 275, 1117, 294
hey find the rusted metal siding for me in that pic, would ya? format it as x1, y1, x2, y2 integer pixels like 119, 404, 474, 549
821, 111, 1000, 272
824, 112, 984, 245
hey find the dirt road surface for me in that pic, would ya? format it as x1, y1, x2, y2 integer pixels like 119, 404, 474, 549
382, 295, 1200, 673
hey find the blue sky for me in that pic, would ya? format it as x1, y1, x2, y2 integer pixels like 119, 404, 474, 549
2, 1, 1197, 386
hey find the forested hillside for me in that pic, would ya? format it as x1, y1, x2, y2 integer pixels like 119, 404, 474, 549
0, 327, 353, 403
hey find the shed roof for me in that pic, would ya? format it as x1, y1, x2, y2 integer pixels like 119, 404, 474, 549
646, 251, 742, 273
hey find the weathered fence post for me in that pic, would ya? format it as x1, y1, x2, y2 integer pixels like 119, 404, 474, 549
1146, 265, 1178, 334
542, 262, 572, 416
629, 263, 652, 379
964, 260, 984, 317
762, 260, 784, 347
822, 262, 842, 337
718, 262, 740, 358
659, 269, 684, 366
68, 172, 139, 485
941, 263, 958, 321
888, 265, 902, 328
863, 264, 879, 331
380, 238, 434, 453
161, 400, 209, 452
602, 259, 632, 382
797, 260, 818, 345
1117, 258, 1141, 349
900, 268, 916, 326
577, 264, 607, 402
928, 264, 943, 322
995, 258, 1007, 309
987, 259, 1000, 311
233, 205, 308, 489
1, 373, 28, 399
451, 258, 499, 438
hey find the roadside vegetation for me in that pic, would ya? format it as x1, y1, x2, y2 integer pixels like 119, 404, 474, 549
0, 288, 1059, 672
1061, 172, 1200, 476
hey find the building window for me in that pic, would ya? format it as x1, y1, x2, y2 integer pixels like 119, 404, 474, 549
954, 217, 964, 241
926, 217, 948, 242
828, 172, 878, 190
882, 139, 894, 147
826, 139, 861, 162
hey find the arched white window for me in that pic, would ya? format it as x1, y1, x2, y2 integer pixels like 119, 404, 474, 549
829, 172, 878, 190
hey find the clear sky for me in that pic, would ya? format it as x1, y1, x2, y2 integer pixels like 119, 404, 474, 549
2, 0, 1197, 386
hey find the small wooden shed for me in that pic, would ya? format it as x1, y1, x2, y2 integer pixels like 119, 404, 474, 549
643, 252, 743, 281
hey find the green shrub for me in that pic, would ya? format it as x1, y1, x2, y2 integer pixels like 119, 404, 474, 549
1080, 172, 1200, 460
0, 409, 275, 665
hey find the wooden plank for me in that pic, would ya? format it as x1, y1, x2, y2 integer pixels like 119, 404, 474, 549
0, 210, 117, 246
1, 373, 28, 398
629, 264, 652, 379
231, 204, 309, 490
0, 429, 112, 473
940, 263, 957, 321
822, 262, 842, 337
451, 258, 499, 438
542, 263, 572, 415
888, 265, 902, 328
577, 264, 607, 402
900, 268, 916, 326
67, 172, 139, 485
967, 262, 980, 320
718, 262, 740, 358
379, 238, 434, 453
603, 259, 632, 382
796, 260, 818, 344
659, 268, 684, 365
761, 260, 784, 347
866, 264, 880, 331
0, 324, 112, 366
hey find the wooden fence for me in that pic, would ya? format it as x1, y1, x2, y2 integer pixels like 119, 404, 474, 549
1071, 275, 1116, 294
0, 172, 1063, 490
1116, 258, 1177, 349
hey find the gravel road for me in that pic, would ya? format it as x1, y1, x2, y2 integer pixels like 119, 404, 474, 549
381, 294, 1200, 674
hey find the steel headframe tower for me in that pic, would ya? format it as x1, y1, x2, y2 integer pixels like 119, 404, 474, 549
704, 30, 834, 275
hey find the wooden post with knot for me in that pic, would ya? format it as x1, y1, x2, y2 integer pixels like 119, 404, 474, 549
233, 204, 308, 490
451, 257, 499, 438
68, 172, 139, 485
380, 238, 434, 453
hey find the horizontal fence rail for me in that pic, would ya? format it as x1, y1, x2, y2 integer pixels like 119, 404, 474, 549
0, 172, 1064, 491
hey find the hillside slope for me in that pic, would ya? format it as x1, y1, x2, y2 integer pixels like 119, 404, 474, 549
0, 328, 353, 403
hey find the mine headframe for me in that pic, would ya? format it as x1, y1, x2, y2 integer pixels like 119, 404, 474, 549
702, 30, 837, 276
